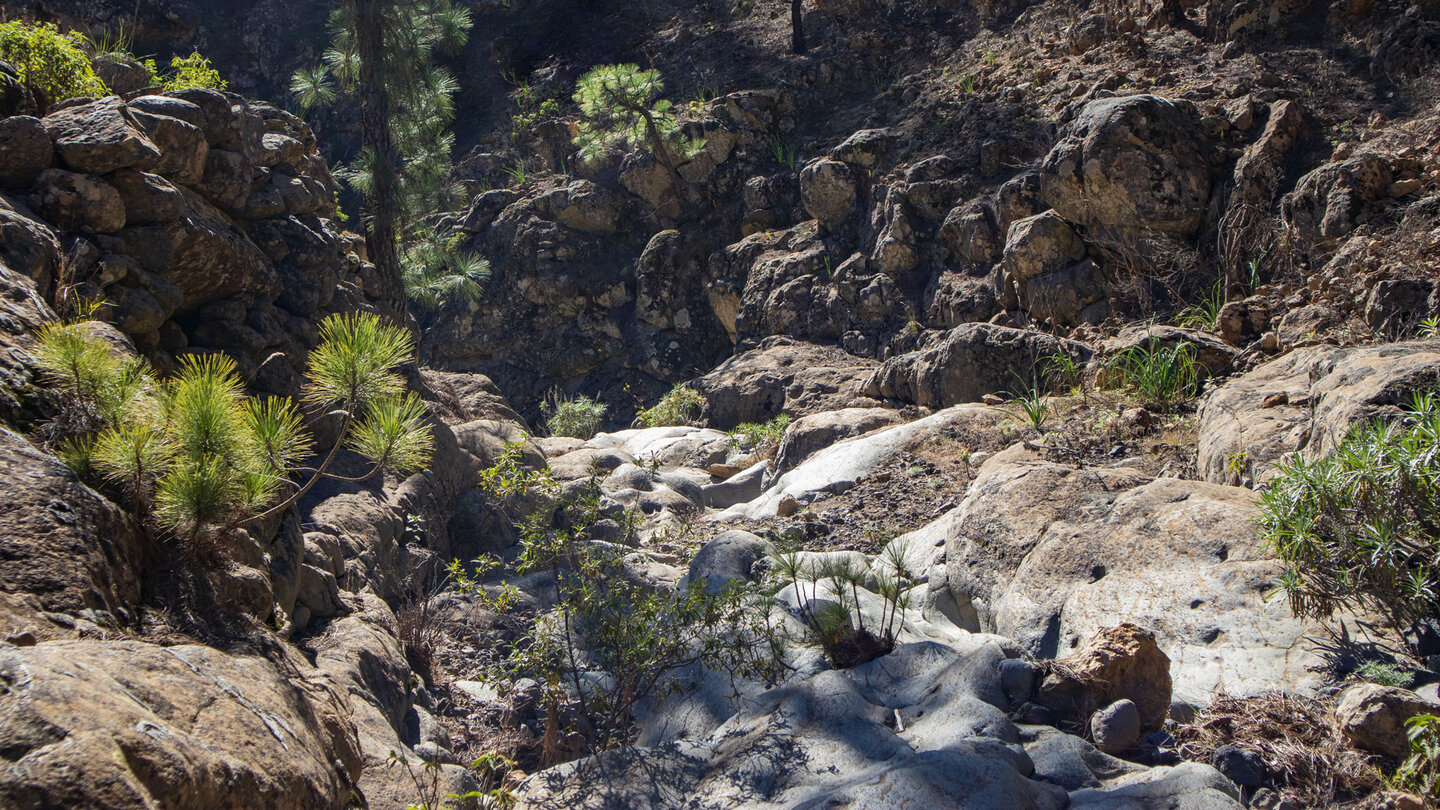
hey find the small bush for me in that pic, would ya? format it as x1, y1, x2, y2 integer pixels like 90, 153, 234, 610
636, 384, 704, 428
1397, 714, 1440, 798
1261, 391, 1440, 649
543, 391, 607, 439
1354, 660, 1415, 689
1103, 340, 1200, 410
162, 51, 226, 91
0, 20, 108, 105
729, 414, 791, 457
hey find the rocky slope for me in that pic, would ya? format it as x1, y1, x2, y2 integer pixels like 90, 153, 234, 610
0, 0, 1438, 809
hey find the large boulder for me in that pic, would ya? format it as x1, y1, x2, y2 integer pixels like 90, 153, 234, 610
0, 115, 54, 189
0, 639, 363, 809
680, 530, 774, 594
0, 428, 145, 628
0, 260, 50, 425
29, 169, 126, 233
1281, 154, 1395, 253
944, 443, 1341, 701
42, 97, 161, 176
693, 337, 878, 429
1197, 340, 1440, 486
1036, 624, 1172, 732
863, 323, 1087, 408
1039, 95, 1211, 239
799, 157, 857, 230
1335, 683, 1440, 758
999, 212, 1107, 324
772, 407, 906, 474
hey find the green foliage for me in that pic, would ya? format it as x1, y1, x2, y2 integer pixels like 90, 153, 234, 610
768, 133, 797, 171
572, 64, 703, 166
1176, 274, 1227, 330
769, 539, 916, 667
1418, 315, 1440, 339
1397, 714, 1440, 797
729, 414, 792, 456
400, 233, 490, 309
0, 20, 108, 104
294, 1, 475, 308
1262, 391, 1440, 648
1103, 340, 1201, 410
496, 472, 777, 753
1355, 660, 1415, 689
636, 384, 705, 428
543, 391, 607, 439
390, 749, 517, 810
37, 313, 431, 538
161, 51, 227, 91
997, 375, 1051, 431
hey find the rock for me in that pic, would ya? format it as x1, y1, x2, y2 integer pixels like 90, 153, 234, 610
1216, 296, 1272, 346
28, 169, 125, 233
1025, 727, 1146, 790
1335, 683, 1440, 758
863, 323, 1088, 408
0, 260, 51, 425
130, 107, 210, 184
1210, 744, 1266, 787
0, 194, 61, 289
547, 179, 624, 234
1002, 211, 1085, 298
0, 116, 53, 189
1000, 209, 1106, 324
1196, 340, 1440, 485
91, 55, 155, 95
680, 531, 773, 594
693, 337, 878, 428
1091, 699, 1142, 755
776, 493, 802, 517
723, 405, 1007, 520
830, 128, 891, 169
1365, 278, 1434, 333
106, 169, 185, 225
0, 639, 362, 809
0, 428, 144, 627
701, 460, 770, 508
106, 187, 276, 311
459, 188, 518, 233
1068, 761, 1244, 809
772, 407, 905, 474
799, 158, 856, 230
42, 97, 161, 176
1040, 95, 1211, 239
948, 444, 1334, 700
999, 658, 1036, 705
1037, 624, 1172, 732
939, 200, 1003, 265
1281, 155, 1393, 253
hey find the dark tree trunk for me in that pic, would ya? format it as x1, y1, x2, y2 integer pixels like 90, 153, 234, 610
350, 0, 406, 322
791, 0, 807, 54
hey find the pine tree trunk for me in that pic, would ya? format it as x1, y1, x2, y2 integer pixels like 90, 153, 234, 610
350, 0, 406, 322
791, 0, 807, 54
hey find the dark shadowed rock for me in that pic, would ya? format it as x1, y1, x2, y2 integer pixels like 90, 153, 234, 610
42, 97, 161, 176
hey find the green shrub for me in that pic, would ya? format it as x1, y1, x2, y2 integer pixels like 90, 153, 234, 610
161, 51, 226, 91
0, 20, 108, 104
1103, 340, 1200, 410
543, 391, 607, 439
729, 414, 791, 456
34, 313, 432, 538
1261, 391, 1440, 648
1355, 660, 1415, 689
636, 383, 705, 428
1397, 714, 1440, 798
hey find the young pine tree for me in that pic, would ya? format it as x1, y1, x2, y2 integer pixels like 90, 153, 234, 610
572, 64, 704, 198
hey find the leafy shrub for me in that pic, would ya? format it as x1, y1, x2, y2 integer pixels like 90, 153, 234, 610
729, 414, 791, 456
636, 383, 705, 428
161, 51, 227, 91
1103, 340, 1200, 410
543, 391, 607, 439
1397, 714, 1440, 798
401, 233, 490, 309
33, 313, 432, 539
0, 20, 108, 104
1261, 391, 1440, 648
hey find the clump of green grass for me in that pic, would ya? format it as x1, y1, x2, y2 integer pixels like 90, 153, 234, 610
1354, 660, 1415, 689
729, 414, 792, 457
1103, 340, 1201, 411
636, 384, 705, 428
543, 391, 607, 439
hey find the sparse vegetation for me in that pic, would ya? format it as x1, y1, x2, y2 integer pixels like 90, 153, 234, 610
0, 20, 108, 105
769, 540, 917, 668
635, 383, 705, 428
543, 391, 607, 439
161, 51, 227, 91
572, 64, 703, 193
1103, 340, 1201, 411
1355, 660, 1416, 689
1396, 714, 1440, 798
1261, 390, 1440, 651
728, 414, 792, 457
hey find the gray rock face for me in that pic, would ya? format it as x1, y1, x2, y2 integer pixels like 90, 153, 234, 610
944, 444, 1341, 701
1196, 340, 1440, 486
0, 115, 53, 189
680, 530, 774, 594
863, 323, 1087, 408
516, 641, 1240, 809
771, 407, 905, 475
29, 169, 125, 233
1039, 94, 1212, 239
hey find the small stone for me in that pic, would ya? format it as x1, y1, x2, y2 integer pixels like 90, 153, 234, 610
1167, 699, 1197, 725
999, 659, 1036, 705
1017, 702, 1055, 726
4, 631, 37, 646
981, 394, 1005, 406
1211, 744, 1265, 787
776, 494, 802, 518
1090, 698, 1141, 754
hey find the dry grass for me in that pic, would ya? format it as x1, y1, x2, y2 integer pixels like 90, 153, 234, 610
1173, 692, 1383, 807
